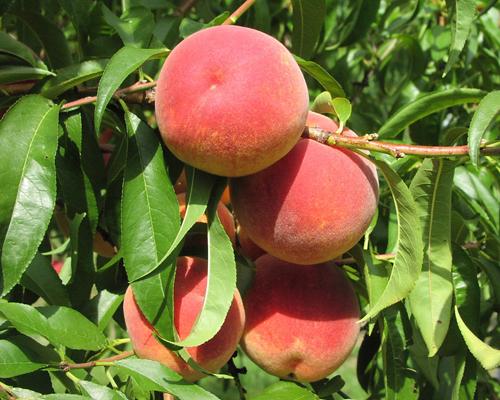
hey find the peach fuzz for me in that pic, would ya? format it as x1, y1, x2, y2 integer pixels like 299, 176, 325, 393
241, 255, 360, 382
155, 25, 309, 177
230, 113, 379, 265
123, 256, 245, 381
176, 192, 235, 244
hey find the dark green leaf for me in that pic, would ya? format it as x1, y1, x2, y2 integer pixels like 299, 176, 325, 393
11, 11, 72, 69
0, 66, 54, 85
21, 252, 70, 306
360, 159, 423, 322
0, 338, 47, 378
41, 59, 108, 99
250, 381, 319, 400
0, 31, 43, 67
81, 290, 124, 331
409, 159, 454, 356
294, 56, 345, 98
0, 95, 59, 296
468, 90, 500, 166
291, 0, 325, 59
115, 359, 221, 400
121, 109, 179, 282
444, 0, 476, 76
378, 89, 485, 138
94, 46, 168, 132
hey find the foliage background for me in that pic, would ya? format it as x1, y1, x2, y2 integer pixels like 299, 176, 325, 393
0, 0, 498, 399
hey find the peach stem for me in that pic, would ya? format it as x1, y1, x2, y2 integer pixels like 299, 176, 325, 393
222, 0, 257, 25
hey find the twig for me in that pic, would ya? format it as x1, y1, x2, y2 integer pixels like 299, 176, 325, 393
59, 350, 134, 371
61, 81, 156, 110
0, 382, 17, 400
174, 0, 198, 16
303, 127, 500, 158
227, 356, 247, 400
333, 253, 396, 265
222, 0, 256, 25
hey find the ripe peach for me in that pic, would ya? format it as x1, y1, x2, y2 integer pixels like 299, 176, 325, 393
123, 256, 245, 381
51, 260, 63, 274
174, 170, 231, 206
230, 113, 378, 265
155, 25, 309, 177
241, 254, 360, 382
237, 226, 265, 261
176, 192, 235, 244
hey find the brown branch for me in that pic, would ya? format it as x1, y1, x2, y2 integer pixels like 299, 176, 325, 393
174, 0, 198, 16
334, 253, 396, 265
304, 127, 500, 158
0, 382, 17, 400
222, 0, 256, 25
61, 81, 156, 110
227, 357, 247, 400
59, 350, 134, 371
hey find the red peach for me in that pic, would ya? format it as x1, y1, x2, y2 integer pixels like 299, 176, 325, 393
237, 226, 265, 261
230, 113, 378, 265
123, 256, 245, 381
241, 254, 360, 382
51, 260, 63, 274
155, 25, 309, 177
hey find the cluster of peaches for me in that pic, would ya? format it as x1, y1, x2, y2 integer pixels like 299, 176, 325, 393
123, 26, 379, 383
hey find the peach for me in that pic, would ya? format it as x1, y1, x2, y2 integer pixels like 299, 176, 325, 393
51, 260, 63, 274
174, 170, 231, 205
241, 254, 360, 382
230, 112, 378, 265
123, 256, 245, 381
155, 25, 309, 177
176, 192, 235, 244
237, 226, 265, 261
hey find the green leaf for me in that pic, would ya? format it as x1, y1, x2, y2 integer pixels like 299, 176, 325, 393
102, 5, 155, 48
0, 31, 43, 67
0, 95, 59, 296
378, 88, 485, 138
382, 305, 419, 400
115, 359, 221, 400
409, 159, 454, 356
137, 166, 218, 280
311, 91, 335, 114
169, 186, 236, 347
331, 97, 352, 131
81, 290, 124, 331
0, 302, 107, 351
94, 46, 168, 132
79, 381, 127, 400
454, 306, 500, 370
250, 381, 319, 400
11, 11, 72, 69
0, 66, 54, 85
468, 90, 500, 166
20, 252, 70, 306
291, 0, 325, 59
0, 338, 47, 378
444, 0, 476, 76
41, 59, 108, 99
294, 56, 345, 98
360, 159, 423, 322
121, 109, 179, 282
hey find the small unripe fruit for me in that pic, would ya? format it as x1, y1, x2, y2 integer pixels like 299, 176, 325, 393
230, 112, 379, 265
155, 25, 309, 177
241, 254, 360, 382
123, 256, 245, 381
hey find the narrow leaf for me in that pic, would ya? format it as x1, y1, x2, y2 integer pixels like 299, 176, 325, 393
379, 88, 485, 138
115, 359, 221, 400
454, 306, 500, 370
41, 59, 108, 99
0, 95, 59, 296
294, 56, 345, 98
79, 381, 127, 400
0, 66, 54, 85
250, 381, 319, 400
121, 109, 179, 282
444, 0, 476, 76
0, 31, 42, 67
468, 90, 500, 166
291, 0, 326, 59
94, 47, 168, 131
409, 159, 454, 356
0, 338, 47, 378
360, 159, 423, 322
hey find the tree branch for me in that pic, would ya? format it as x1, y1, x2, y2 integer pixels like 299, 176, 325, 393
222, 0, 256, 25
59, 350, 134, 371
303, 127, 500, 158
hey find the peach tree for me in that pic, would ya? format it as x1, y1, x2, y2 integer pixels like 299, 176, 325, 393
0, 1, 499, 399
